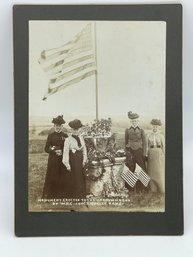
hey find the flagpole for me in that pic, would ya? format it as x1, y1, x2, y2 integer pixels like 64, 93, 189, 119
94, 22, 99, 121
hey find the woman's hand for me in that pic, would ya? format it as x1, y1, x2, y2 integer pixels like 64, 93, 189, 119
83, 161, 87, 167
55, 150, 62, 156
143, 155, 148, 162
66, 164, 71, 172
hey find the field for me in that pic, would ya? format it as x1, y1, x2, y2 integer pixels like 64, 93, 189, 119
29, 120, 164, 212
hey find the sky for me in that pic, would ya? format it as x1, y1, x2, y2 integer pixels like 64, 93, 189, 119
29, 21, 166, 122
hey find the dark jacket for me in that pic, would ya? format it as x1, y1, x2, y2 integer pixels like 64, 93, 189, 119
125, 126, 146, 156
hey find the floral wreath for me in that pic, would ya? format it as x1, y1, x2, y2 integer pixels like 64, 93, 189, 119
82, 119, 126, 182
83, 161, 106, 181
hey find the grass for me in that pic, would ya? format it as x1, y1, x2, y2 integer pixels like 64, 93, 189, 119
28, 152, 47, 210
28, 130, 164, 212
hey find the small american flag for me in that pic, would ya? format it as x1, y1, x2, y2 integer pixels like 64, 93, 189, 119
134, 164, 151, 187
121, 165, 138, 188
39, 23, 96, 100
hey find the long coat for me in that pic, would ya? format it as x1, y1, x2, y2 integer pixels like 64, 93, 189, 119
42, 131, 68, 199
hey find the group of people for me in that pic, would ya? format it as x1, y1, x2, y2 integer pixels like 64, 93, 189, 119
125, 111, 165, 194
42, 112, 165, 200
42, 115, 87, 199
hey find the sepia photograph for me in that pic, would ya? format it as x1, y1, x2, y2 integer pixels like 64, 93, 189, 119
28, 20, 166, 212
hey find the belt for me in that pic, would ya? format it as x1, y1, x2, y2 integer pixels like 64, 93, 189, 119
51, 146, 62, 150
150, 145, 161, 148
70, 149, 83, 153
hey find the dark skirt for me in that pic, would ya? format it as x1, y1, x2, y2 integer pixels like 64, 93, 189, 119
69, 150, 86, 198
42, 155, 71, 199
125, 147, 147, 192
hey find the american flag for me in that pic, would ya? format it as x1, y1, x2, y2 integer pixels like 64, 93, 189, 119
39, 23, 96, 100
134, 164, 151, 187
121, 165, 138, 188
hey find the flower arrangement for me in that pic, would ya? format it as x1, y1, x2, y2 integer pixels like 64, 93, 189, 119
85, 134, 124, 162
84, 133, 126, 181
82, 118, 126, 182
81, 118, 112, 138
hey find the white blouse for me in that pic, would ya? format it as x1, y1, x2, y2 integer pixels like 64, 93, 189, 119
145, 132, 165, 156
62, 135, 87, 169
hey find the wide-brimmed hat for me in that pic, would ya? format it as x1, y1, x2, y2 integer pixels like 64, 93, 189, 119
69, 119, 83, 130
150, 119, 162, 126
128, 111, 139, 119
52, 115, 65, 125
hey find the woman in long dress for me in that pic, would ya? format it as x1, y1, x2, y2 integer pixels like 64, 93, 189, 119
62, 119, 87, 198
42, 115, 68, 199
146, 119, 165, 194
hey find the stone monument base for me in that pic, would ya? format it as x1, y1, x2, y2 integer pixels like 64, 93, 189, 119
86, 157, 128, 197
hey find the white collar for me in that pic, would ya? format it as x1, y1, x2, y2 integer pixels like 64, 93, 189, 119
129, 126, 140, 129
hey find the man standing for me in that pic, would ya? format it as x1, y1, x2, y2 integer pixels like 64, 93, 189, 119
125, 111, 147, 191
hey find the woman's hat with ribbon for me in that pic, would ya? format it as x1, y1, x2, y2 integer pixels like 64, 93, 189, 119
69, 119, 83, 130
128, 111, 139, 119
52, 115, 65, 125
150, 119, 162, 126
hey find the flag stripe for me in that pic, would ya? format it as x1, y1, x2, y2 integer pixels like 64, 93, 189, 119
40, 23, 92, 61
39, 49, 70, 64
121, 174, 136, 188
40, 23, 95, 99
49, 65, 96, 89
121, 174, 133, 187
48, 59, 95, 80
44, 54, 94, 74
139, 174, 150, 187
40, 44, 92, 66
44, 70, 96, 99
47, 57, 95, 79
49, 62, 96, 85
39, 24, 93, 66
121, 174, 136, 186
123, 173, 138, 185
121, 174, 134, 187
40, 36, 81, 59
40, 49, 94, 70
140, 173, 150, 181
122, 170, 138, 184
121, 166, 138, 188
134, 169, 151, 187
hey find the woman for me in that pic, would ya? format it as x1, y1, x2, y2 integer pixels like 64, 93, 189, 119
125, 111, 146, 172
42, 115, 68, 199
62, 119, 87, 198
125, 111, 147, 192
146, 119, 165, 194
